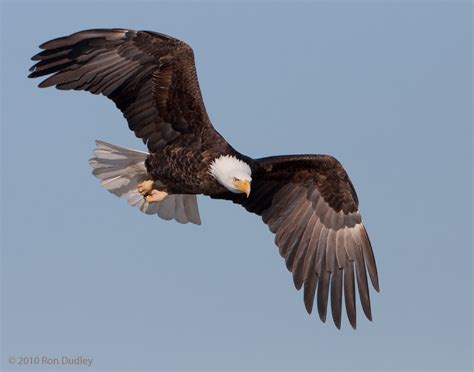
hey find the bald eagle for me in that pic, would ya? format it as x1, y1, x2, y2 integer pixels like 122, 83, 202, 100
29, 29, 379, 329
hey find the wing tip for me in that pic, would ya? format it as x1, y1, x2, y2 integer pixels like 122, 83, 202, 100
37, 78, 54, 88
293, 276, 304, 290
318, 312, 327, 323
38, 28, 130, 50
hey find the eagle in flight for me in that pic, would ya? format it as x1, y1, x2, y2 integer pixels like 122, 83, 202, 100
29, 29, 379, 329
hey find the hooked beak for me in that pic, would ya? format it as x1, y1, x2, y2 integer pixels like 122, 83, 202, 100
235, 180, 251, 198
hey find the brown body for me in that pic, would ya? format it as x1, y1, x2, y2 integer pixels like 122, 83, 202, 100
145, 129, 241, 195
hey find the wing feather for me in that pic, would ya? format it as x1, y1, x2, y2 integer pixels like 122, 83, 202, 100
29, 28, 214, 152
344, 254, 357, 329
354, 243, 372, 321
315, 228, 330, 322
285, 203, 313, 271
292, 212, 318, 289
212, 154, 379, 328
351, 224, 379, 291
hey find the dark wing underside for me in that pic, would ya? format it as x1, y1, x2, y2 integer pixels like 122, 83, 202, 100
29, 28, 213, 152
213, 155, 379, 329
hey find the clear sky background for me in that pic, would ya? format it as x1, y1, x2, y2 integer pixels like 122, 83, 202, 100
1, 1, 472, 371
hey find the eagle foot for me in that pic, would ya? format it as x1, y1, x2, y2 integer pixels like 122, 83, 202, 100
145, 189, 168, 204
138, 180, 155, 196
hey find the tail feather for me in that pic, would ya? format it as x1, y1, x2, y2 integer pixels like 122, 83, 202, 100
89, 140, 201, 225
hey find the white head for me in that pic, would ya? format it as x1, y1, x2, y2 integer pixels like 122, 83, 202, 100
209, 155, 252, 197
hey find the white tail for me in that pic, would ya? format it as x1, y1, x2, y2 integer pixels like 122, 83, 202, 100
89, 140, 201, 225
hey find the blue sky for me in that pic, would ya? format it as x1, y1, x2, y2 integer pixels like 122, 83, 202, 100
1, 1, 472, 371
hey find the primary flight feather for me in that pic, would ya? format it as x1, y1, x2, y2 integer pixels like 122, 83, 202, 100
29, 28, 379, 329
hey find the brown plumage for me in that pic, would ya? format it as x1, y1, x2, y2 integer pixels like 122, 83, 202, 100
29, 28, 379, 329
212, 155, 379, 328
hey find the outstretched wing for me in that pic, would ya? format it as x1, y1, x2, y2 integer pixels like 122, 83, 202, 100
212, 155, 379, 329
29, 28, 213, 152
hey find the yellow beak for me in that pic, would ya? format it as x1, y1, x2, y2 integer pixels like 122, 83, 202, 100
235, 180, 251, 198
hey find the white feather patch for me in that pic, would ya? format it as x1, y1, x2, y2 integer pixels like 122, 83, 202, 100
89, 140, 201, 225
209, 155, 251, 181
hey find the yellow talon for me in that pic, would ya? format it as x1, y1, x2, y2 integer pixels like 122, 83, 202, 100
145, 189, 168, 203
138, 180, 154, 196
